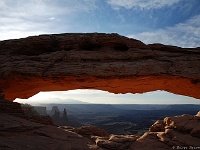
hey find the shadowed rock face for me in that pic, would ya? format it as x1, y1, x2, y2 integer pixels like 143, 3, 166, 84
0, 33, 199, 101
1, 108, 200, 149
1, 92, 199, 150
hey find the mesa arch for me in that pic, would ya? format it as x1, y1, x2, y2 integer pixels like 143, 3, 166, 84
0, 33, 199, 101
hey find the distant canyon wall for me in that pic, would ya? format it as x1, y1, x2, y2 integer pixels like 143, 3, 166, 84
0, 33, 199, 101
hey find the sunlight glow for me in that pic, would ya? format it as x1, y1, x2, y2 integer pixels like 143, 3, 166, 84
14, 90, 200, 105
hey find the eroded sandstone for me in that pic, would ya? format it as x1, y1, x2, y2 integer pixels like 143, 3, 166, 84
0, 94, 200, 150
0, 33, 199, 101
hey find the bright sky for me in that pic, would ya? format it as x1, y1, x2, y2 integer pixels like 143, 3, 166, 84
14, 90, 200, 105
0, 0, 200, 48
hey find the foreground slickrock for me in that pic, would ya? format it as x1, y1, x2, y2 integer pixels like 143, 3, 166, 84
0, 94, 93, 150
1, 110, 200, 150
0, 94, 200, 150
130, 113, 200, 150
0, 33, 199, 100
0, 114, 93, 150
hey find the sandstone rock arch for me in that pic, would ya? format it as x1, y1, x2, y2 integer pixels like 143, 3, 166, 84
0, 33, 199, 101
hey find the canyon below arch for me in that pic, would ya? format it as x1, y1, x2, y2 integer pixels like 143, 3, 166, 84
0, 33, 200, 150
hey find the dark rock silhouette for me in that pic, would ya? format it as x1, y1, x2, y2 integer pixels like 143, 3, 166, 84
60, 108, 68, 125
0, 114, 91, 150
50, 106, 60, 116
51, 109, 61, 125
33, 106, 47, 116
21, 103, 38, 117
0, 93, 25, 117
50, 106, 69, 126
62, 108, 68, 121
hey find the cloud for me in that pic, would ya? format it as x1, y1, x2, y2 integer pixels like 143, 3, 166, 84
0, 1, 5, 9
107, 0, 180, 10
128, 15, 200, 48
0, 0, 98, 40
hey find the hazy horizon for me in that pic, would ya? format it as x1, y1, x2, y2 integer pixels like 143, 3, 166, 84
14, 89, 200, 105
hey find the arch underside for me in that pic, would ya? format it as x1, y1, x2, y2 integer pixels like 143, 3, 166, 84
0, 33, 199, 101
1, 75, 200, 101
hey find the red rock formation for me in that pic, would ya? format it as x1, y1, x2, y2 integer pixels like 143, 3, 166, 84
68, 112, 200, 150
132, 112, 200, 150
0, 33, 199, 101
